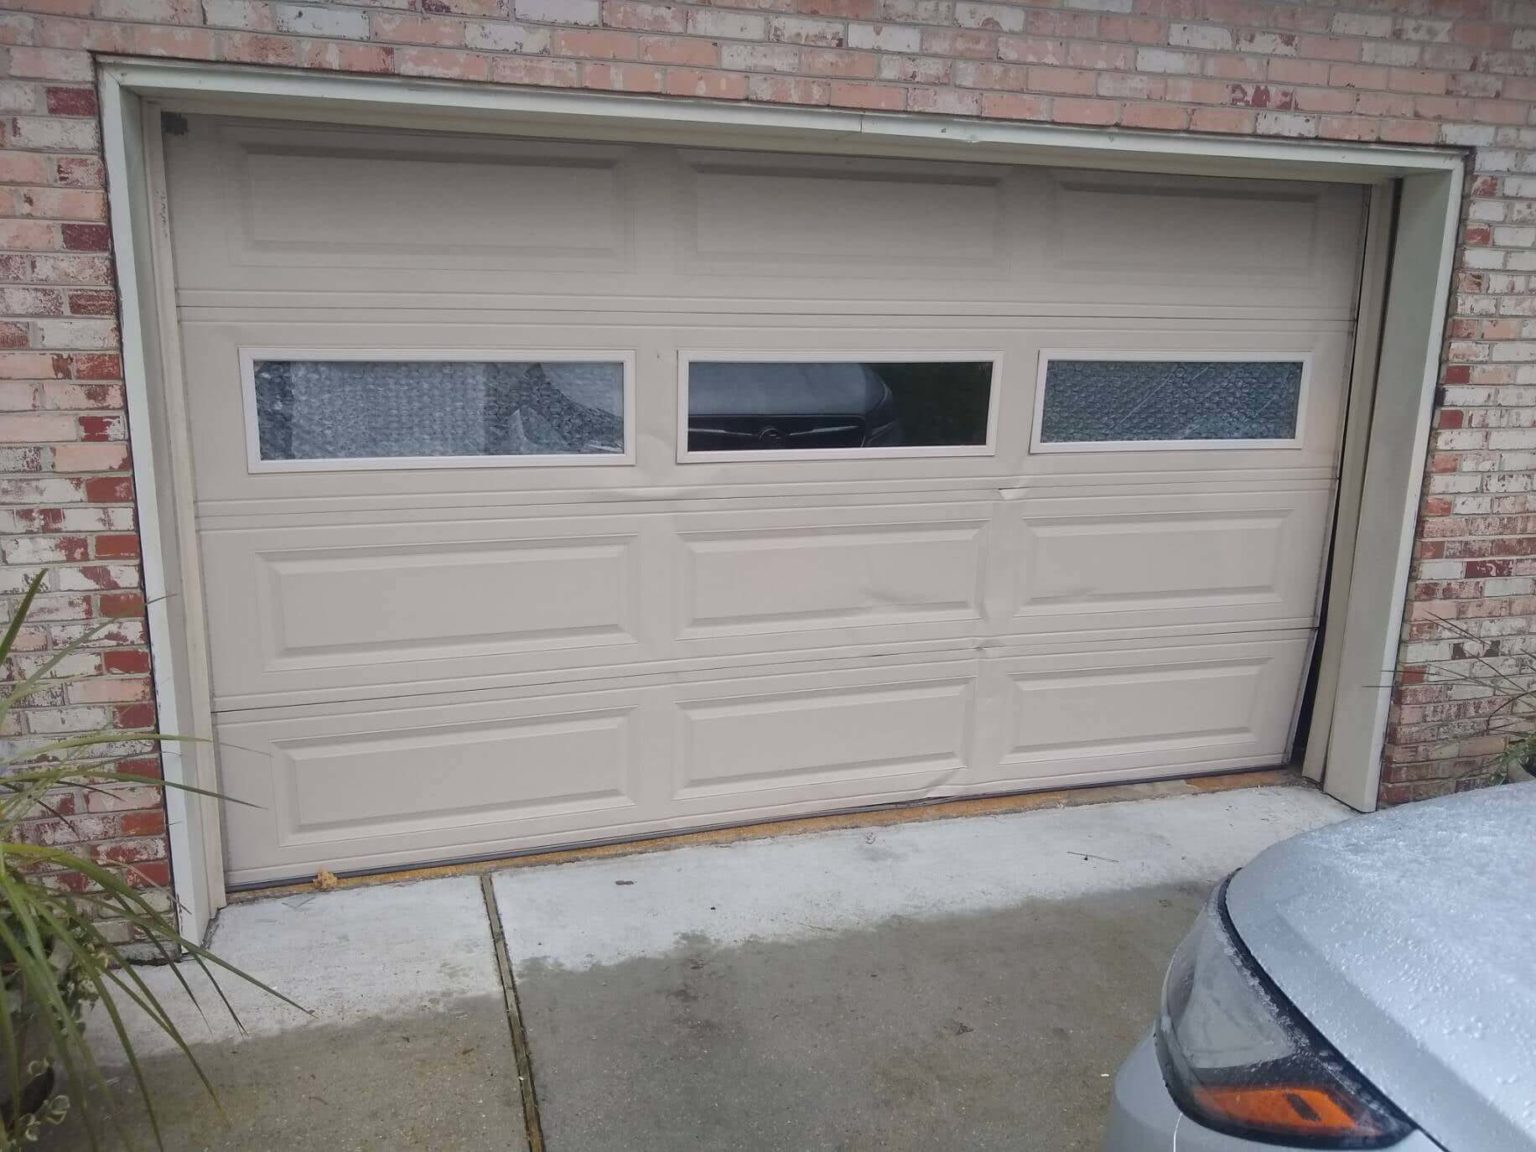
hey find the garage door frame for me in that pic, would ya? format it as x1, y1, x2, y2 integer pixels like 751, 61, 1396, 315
97, 57, 1464, 940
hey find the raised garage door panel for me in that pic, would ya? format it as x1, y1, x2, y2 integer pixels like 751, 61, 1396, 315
170, 120, 1362, 315
980, 636, 1312, 789
162, 115, 1365, 885
198, 514, 651, 704
1009, 489, 1333, 633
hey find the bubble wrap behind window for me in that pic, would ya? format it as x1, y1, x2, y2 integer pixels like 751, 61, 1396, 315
253, 360, 625, 461
1038, 360, 1303, 444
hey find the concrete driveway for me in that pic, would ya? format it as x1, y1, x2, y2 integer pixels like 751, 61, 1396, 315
50, 782, 1348, 1152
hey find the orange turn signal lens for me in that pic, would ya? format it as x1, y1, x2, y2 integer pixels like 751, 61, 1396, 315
1192, 1084, 1379, 1140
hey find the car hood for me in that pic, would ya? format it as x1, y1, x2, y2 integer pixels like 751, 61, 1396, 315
1227, 784, 1536, 1152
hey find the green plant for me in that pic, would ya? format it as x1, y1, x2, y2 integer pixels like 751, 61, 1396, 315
0, 572, 299, 1150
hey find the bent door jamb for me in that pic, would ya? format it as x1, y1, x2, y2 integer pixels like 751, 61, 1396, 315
1303, 180, 1396, 785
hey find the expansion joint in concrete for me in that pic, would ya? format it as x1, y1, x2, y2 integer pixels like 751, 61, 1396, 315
482, 873, 546, 1152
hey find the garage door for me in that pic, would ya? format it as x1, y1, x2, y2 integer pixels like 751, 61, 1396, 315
163, 116, 1365, 886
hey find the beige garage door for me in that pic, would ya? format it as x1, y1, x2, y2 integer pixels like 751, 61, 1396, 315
164, 116, 1365, 886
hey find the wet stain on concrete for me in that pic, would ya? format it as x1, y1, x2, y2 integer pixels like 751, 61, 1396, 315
514, 882, 1210, 1152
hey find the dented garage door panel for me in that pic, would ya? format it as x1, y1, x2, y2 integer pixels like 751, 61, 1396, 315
215, 636, 1303, 882
163, 116, 1365, 885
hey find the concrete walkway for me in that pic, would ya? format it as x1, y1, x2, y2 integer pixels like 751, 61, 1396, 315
49, 784, 1348, 1152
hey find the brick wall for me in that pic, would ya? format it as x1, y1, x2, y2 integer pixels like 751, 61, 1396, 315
1, 0, 1533, 883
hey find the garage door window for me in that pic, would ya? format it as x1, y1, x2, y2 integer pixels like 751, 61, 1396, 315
680, 356, 997, 459
242, 351, 633, 471
1033, 356, 1307, 452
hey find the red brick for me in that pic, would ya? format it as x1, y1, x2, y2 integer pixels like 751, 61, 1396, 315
45, 87, 98, 117
604, 2, 687, 34
83, 475, 133, 503
1392, 69, 1450, 95
301, 42, 395, 73
369, 12, 464, 46
1121, 102, 1192, 130
640, 35, 718, 67
907, 86, 982, 115
120, 809, 168, 838
1028, 67, 1098, 96
491, 56, 582, 86
746, 75, 830, 104
1293, 86, 1356, 113
552, 28, 640, 59
1378, 117, 1441, 143
93, 533, 140, 558
582, 61, 664, 92
55, 157, 103, 188
828, 81, 906, 110
8, 47, 92, 81
113, 702, 156, 730
67, 354, 123, 380
0, 221, 58, 251
60, 223, 110, 252
980, 92, 1051, 119
955, 62, 1030, 90
1226, 83, 1300, 110
1319, 116, 1382, 141
102, 648, 152, 675
67, 290, 116, 316
395, 48, 491, 81
114, 756, 163, 780
792, 0, 875, 14
98, 591, 145, 618
1114, 19, 1171, 46
216, 31, 301, 66
663, 69, 748, 99
919, 28, 997, 59
800, 49, 877, 79
1190, 106, 1259, 132
1068, 42, 1133, 71
1052, 98, 1121, 125
998, 36, 1067, 66
77, 415, 121, 442
0, 152, 52, 185
1267, 58, 1331, 85
1329, 63, 1389, 90
122, 859, 171, 888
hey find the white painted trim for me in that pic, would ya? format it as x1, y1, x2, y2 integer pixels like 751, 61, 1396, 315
95, 60, 1463, 909
236, 348, 636, 473
675, 350, 1000, 463
1029, 351, 1312, 454
1320, 169, 1465, 811
97, 58, 1463, 183
100, 81, 216, 938
1303, 183, 1395, 785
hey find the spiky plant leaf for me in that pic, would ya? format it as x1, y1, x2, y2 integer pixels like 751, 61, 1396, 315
0, 571, 306, 1150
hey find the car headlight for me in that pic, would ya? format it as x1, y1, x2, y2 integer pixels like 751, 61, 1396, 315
1155, 879, 1413, 1147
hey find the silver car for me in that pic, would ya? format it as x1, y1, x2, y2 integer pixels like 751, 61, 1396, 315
1106, 783, 1536, 1152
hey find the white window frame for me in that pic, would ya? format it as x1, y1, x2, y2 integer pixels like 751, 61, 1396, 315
1030, 350, 1313, 454
676, 350, 1003, 463
238, 347, 637, 472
